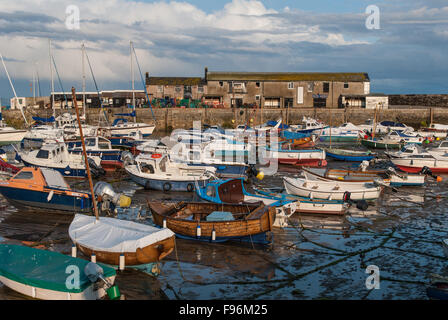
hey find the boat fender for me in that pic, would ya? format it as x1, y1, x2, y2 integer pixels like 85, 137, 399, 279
187, 183, 195, 192
47, 190, 54, 202
163, 182, 172, 192
212, 229, 216, 241
343, 191, 351, 202
196, 225, 201, 237
163, 219, 167, 228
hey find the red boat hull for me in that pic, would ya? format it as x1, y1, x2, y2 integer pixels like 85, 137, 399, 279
395, 165, 448, 173
100, 160, 124, 172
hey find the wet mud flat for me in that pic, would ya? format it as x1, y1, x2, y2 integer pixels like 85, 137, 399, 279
0, 160, 447, 300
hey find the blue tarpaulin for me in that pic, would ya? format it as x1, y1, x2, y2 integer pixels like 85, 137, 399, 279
282, 130, 310, 140
32, 116, 55, 123
114, 111, 136, 117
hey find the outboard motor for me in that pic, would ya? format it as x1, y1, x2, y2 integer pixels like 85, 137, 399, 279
88, 157, 105, 178
121, 151, 134, 166
421, 166, 442, 182
94, 181, 132, 214
358, 160, 370, 172
247, 164, 264, 180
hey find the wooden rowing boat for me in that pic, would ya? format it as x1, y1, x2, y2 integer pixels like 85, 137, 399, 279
148, 201, 276, 244
324, 148, 376, 162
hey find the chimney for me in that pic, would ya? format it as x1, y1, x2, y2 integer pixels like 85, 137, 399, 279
204, 67, 208, 81
145, 72, 149, 85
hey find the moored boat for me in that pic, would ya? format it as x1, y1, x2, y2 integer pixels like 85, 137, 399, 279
360, 137, 404, 149
148, 201, 276, 244
391, 154, 448, 173
263, 144, 327, 167
324, 148, 376, 162
0, 244, 118, 300
283, 176, 382, 201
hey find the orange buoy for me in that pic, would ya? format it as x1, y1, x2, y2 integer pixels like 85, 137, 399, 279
437, 176, 443, 182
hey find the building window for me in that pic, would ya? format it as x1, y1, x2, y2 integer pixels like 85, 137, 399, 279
256, 82, 260, 88
219, 81, 223, 87
255, 95, 260, 100
157, 86, 163, 93
313, 98, 327, 108
323, 82, 330, 93
344, 83, 349, 89
288, 82, 294, 89
175, 86, 182, 93
198, 85, 204, 93
307, 82, 314, 92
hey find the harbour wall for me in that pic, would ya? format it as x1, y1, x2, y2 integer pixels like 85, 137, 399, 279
3, 107, 448, 132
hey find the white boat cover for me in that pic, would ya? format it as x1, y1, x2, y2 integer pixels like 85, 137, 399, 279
41, 168, 70, 190
69, 214, 174, 253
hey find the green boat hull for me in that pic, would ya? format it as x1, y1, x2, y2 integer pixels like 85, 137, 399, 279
320, 136, 359, 142
361, 139, 403, 149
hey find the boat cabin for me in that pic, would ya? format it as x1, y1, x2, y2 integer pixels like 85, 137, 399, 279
35, 143, 70, 161
7, 167, 72, 191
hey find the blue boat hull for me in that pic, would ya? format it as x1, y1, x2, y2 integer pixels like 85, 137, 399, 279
170, 230, 271, 245
326, 152, 375, 162
0, 186, 92, 213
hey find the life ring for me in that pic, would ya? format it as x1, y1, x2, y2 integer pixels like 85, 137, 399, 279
163, 182, 172, 192
152, 153, 162, 159
187, 183, 195, 192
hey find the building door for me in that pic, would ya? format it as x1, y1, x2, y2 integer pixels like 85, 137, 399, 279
231, 98, 243, 108
313, 98, 327, 108
284, 98, 293, 108
264, 98, 281, 108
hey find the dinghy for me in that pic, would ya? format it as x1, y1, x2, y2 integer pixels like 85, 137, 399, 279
324, 148, 376, 162
283, 176, 382, 201
195, 178, 348, 224
302, 165, 427, 187
125, 154, 216, 192
69, 214, 175, 266
360, 137, 404, 149
148, 201, 275, 244
0, 244, 118, 300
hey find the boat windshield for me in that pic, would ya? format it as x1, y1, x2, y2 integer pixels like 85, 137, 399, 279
36, 150, 49, 159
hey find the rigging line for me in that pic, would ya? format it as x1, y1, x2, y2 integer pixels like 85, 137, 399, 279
84, 47, 109, 126
51, 55, 69, 110
131, 44, 156, 122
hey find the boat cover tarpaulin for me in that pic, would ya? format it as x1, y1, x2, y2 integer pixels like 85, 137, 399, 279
0, 244, 115, 293
41, 168, 70, 190
282, 130, 310, 140
206, 211, 235, 221
69, 214, 174, 253
32, 116, 55, 123
114, 111, 136, 117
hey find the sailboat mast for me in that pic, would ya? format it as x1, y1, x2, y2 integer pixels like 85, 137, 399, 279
130, 41, 136, 123
82, 44, 86, 119
71, 87, 99, 220
0, 53, 29, 127
49, 39, 55, 126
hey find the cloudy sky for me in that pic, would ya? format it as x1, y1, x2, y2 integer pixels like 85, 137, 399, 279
0, 0, 446, 103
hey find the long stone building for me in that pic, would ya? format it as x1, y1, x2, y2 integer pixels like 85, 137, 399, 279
146, 68, 378, 109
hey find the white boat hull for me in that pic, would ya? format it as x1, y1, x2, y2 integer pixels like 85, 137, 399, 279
0, 274, 115, 300
283, 177, 382, 201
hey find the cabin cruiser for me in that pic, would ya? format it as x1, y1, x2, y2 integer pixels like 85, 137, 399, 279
358, 119, 414, 134
104, 118, 155, 137
22, 125, 65, 148
289, 117, 328, 134
384, 130, 424, 145
17, 142, 104, 178
125, 154, 216, 192
317, 122, 365, 142
66, 136, 130, 171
